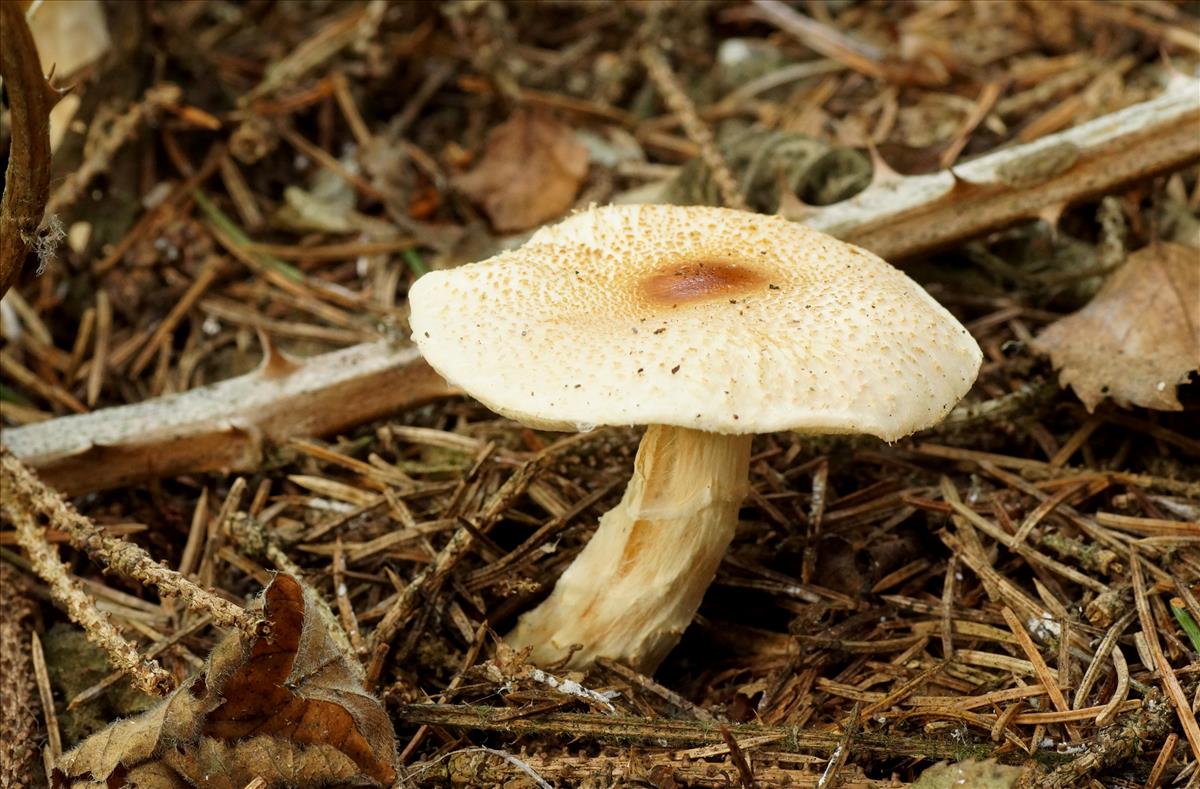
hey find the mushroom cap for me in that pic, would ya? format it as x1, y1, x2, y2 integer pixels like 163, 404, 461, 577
409, 204, 981, 440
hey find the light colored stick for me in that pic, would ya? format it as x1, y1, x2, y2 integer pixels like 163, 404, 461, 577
2, 341, 452, 495
5, 80, 1195, 495
801, 76, 1200, 259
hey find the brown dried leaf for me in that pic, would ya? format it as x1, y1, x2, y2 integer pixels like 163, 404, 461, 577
54, 575, 397, 788
453, 109, 588, 232
1035, 243, 1200, 411
160, 736, 369, 789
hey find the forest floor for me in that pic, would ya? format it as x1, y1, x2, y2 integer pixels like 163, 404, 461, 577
1, 2, 1199, 787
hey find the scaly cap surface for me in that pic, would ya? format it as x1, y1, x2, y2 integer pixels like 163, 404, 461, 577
410, 204, 981, 440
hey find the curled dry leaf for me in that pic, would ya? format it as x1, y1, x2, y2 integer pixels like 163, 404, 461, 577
1035, 243, 1200, 412
453, 109, 588, 232
53, 574, 397, 789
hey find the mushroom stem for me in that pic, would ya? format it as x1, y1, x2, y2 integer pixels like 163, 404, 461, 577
507, 425, 752, 672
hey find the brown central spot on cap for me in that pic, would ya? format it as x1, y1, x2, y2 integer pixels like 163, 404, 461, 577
639, 261, 767, 305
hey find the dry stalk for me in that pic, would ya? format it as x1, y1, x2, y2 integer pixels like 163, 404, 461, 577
1130, 547, 1200, 764
0, 447, 261, 637
0, 84, 1192, 497
0, 563, 41, 787
5, 507, 173, 697
367, 432, 599, 657
2, 341, 452, 495
431, 749, 890, 788
392, 703, 1041, 765
241, 0, 387, 106
367, 525, 474, 659
747, 0, 945, 86
640, 47, 748, 211
29, 629, 60, 769
0, 1, 56, 298
802, 75, 1200, 259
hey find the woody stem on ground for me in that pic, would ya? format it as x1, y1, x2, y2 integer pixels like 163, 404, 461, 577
803, 75, 1200, 259
506, 425, 752, 672
391, 702, 1055, 765
0, 1, 55, 299
0, 563, 44, 781
3, 81, 1194, 495
6, 506, 175, 697
0, 447, 262, 637
2, 341, 452, 496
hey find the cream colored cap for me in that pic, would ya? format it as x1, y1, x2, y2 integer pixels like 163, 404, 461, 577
409, 205, 981, 440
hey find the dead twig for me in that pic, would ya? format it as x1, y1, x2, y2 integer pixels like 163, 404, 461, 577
802, 77, 1200, 259
1037, 689, 1176, 788
44, 84, 183, 220
1, 448, 260, 637
1131, 547, 1200, 764
0, 1, 57, 298
816, 703, 860, 789
5, 506, 174, 697
640, 47, 747, 211
0, 564, 41, 784
366, 524, 474, 661
746, 0, 947, 86
242, 0, 386, 106
392, 703, 1062, 765
720, 725, 757, 789
2, 342, 453, 494
30, 630, 60, 768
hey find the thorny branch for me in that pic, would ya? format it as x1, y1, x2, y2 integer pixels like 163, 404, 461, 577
1, 341, 453, 494
6, 505, 175, 697
802, 76, 1200, 259
0, 1, 57, 298
1, 446, 261, 636
5, 81, 1197, 495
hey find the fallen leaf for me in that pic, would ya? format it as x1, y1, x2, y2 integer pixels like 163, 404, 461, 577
1034, 243, 1200, 411
453, 109, 588, 232
53, 575, 397, 788
159, 737, 372, 789
912, 759, 1027, 789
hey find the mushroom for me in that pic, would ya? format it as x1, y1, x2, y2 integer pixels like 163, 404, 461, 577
409, 204, 981, 672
